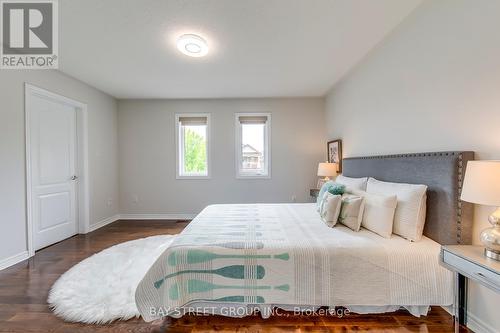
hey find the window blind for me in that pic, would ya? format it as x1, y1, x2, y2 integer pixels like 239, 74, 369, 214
238, 115, 268, 124
179, 116, 207, 125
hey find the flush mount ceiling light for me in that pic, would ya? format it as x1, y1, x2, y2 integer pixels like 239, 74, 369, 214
177, 34, 208, 57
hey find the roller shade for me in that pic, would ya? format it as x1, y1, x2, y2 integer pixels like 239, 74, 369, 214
238, 115, 268, 124
179, 116, 207, 125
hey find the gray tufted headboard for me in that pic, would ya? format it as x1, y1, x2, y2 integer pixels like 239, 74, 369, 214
342, 151, 474, 245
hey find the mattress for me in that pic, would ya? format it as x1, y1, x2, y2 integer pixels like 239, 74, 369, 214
135, 203, 453, 321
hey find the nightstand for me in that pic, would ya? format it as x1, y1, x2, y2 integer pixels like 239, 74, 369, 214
310, 189, 319, 200
440, 245, 500, 326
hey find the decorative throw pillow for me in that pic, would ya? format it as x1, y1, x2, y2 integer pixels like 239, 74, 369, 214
350, 189, 397, 238
366, 178, 427, 241
317, 181, 334, 209
327, 183, 346, 195
338, 194, 365, 231
336, 175, 369, 191
319, 192, 342, 227
317, 181, 346, 210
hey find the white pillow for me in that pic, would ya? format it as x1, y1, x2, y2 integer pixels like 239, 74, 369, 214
351, 189, 397, 238
338, 194, 365, 231
336, 175, 368, 191
366, 178, 427, 241
319, 192, 342, 227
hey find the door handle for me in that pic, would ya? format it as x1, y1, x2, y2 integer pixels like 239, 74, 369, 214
71, 175, 78, 181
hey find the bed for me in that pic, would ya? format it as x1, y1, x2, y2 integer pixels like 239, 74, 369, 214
135, 151, 474, 321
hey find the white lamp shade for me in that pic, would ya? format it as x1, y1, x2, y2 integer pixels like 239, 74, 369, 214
461, 160, 500, 206
317, 162, 338, 177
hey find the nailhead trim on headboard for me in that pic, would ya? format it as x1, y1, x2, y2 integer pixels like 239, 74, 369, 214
350, 151, 462, 159
457, 153, 464, 244
342, 151, 474, 244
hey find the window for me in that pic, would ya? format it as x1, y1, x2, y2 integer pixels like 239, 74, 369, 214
175, 114, 210, 178
235, 113, 271, 178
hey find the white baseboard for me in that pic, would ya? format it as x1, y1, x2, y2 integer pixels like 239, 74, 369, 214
88, 214, 121, 232
441, 305, 453, 316
0, 251, 29, 271
440, 303, 495, 333
118, 214, 196, 220
0, 213, 192, 270
467, 310, 497, 333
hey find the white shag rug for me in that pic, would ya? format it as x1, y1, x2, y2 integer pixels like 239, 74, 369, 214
48, 235, 175, 324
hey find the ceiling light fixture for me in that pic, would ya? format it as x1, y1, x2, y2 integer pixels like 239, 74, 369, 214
177, 34, 208, 57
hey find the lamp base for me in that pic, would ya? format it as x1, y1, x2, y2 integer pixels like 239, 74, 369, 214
484, 248, 500, 261
480, 207, 500, 261
317, 177, 328, 189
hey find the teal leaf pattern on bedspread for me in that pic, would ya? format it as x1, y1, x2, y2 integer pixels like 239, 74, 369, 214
135, 203, 454, 322
135, 204, 307, 321
167, 249, 289, 266
208, 241, 264, 249
153, 265, 266, 289
168, 280, 290, 300
147, 206, 293, 312
211, 296, 265, 303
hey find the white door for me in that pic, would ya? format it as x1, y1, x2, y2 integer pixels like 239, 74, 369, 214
29, 93, 78, 250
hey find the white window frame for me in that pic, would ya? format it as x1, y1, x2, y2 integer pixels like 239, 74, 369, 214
175, 113, 211, 179
235, 112, 271, 179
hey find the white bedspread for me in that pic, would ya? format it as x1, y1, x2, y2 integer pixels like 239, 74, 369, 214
135, 204, 453, 321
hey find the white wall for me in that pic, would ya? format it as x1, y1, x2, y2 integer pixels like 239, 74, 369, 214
118, 98, 325, 215
325, 0, 500, 331
0, 70, 119, 266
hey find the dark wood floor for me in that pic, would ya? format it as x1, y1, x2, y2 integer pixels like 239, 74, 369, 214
0, 220, 471, 333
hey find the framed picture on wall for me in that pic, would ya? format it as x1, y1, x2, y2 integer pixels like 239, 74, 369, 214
327, 139, 342, 173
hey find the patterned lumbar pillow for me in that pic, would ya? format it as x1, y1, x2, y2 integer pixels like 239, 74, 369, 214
319, 192, 342, 227
338, 194, 365, 231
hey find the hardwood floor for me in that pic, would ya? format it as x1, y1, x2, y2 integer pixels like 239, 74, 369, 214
0, 220, 471, 333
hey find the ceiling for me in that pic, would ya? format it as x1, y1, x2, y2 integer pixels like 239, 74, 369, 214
59, 0, 422, 99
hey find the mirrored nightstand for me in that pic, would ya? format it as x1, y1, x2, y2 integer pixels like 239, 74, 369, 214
440, 245, 500, 327
310, 189, 319, 201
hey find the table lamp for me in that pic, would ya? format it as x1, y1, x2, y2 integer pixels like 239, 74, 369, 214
461, 160, 500, 260
317, 162, 338, 188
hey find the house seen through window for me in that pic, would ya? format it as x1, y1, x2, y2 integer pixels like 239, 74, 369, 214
236, 113, 271, 178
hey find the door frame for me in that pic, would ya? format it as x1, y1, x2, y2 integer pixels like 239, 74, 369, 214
25, 83, 90, 257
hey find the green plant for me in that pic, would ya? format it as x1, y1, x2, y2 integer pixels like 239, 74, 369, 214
184, 128, 207, 173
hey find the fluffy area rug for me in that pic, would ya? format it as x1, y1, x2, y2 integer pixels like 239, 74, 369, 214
48, 235, 175, 324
